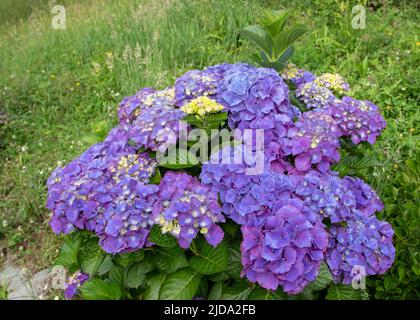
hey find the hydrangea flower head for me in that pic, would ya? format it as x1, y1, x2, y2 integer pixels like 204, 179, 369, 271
326, 213, 395, 284
180, 96, 225, 117
241, 198, 328, 294
64, 271, 89, 299
284, 110, 342, 172
152, 172, 225, 248
330, 96, 386, 144
314, 73, 350, 95
281, 63, 316, 86
296, 81, 338, 110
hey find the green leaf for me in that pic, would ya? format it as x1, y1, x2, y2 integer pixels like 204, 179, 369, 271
205, 112, 228, 129
148, 225, 177, 247
152, 246, 189, 273
276, 46, 294, 68
149, 167, 161, 184
248, 287, 284, 300
273, 25, 308, 58
189, 240, 229, 275
226, 243, 242, 279
157, 148, 200, 169
240, 25, 272, 54
264, 10, 289, 38
208, 281, 223, 300
159, 268, 202, 300
113, 251, 144, 267
124, 263, 147, 289
221, 281, 252, 300
306, 262, 333, 291
55, 235, 81, 269
326, 284, 362, 300
97, 255, 113, 276
144, 273, 167, 300
108, 265, 125, 287
208, 272, 230, 282
80, 278, 122, 300
80, 239, 105, 276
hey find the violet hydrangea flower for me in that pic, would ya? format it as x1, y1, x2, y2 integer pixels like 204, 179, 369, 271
330, 96, 386, 144
281, 63, 316, 86
296, 81, 338, 110
152, 172, 225, 248
64, 271, 89, 299
326, 213, 395, 284
241, 198, 328, 294
283, 110, 342, 172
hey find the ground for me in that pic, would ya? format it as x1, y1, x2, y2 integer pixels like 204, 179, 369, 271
0, 0, 419, 299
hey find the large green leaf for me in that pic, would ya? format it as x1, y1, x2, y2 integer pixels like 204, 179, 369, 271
96, 255, 113, 276
264, 10, 289, 38
157, 148, 199, 169
273, 25, 308, 58
80, 278, 122, 300
144, 273, 167, 300
226, 242, 242, 279
189, 240, 229, 275
113, 250, 145, 267
208, 281, 223, 300
108, 265, 125, 287
124, 263, 147, 289
221, 281, 252, 300
159, 268, 202, 300
80, 239, 105, 276
152, 246, 189, 273
239, 25, 271, 54
306, 262, 333, 291
326, 284, 362, 300
148, 225, 177, 247
55, 235, 81, 269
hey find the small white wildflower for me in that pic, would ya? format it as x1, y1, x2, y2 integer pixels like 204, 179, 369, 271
2, 220, 8, 227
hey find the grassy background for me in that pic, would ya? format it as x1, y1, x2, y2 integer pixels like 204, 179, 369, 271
0, 0, 419, 299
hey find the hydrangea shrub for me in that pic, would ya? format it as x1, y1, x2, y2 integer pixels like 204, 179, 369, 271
48, 62, 394, 300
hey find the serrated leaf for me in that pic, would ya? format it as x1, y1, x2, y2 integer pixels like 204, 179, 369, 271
159, 268, 202, 300
148, 225, 177, 247
240, 25, 272, 54
108, 265, 125, 287
221, 281, 252, 300
208, 282, 223, 300
306, 262, 333, 291
113, 250, 144, 267
124, 263, 147, 289
55, 235, 81, 269
80, 278, 122, 300
80, 239, 105, 276
189, 240, 229, 275
97, 255, 113, 276
152, 246, 189, 273
208, 272, 230, 282
144, 274, 167, 300
226, 242, 242, 279
326, 284, 362, 300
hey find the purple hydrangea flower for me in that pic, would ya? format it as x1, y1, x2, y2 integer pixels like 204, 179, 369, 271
284, 110, 342, 172
117, 87, 155, 124
296, 81, 338, 110
241, 198, 328, 294
200, 145, 295, 225
326, 213, 395, 284
152, 172, 225, 248
128, 103, 186, 152
174, 64, 230, 107
330, 96, 386, 144
64, 271, 89, 299
281, 63, 316, 86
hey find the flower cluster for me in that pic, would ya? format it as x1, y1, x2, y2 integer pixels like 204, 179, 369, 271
296, 81, 338, 110
180, 96, 225, 117
326, 214, 395, 284
314, 73, 350, 95
241, 199, 328, 294
283, 110, 342, 172
281, 63, 316, 86
152, 172, 225, 248
48, 62, 394, 297
330, 97, 386, 144
64, 271, 89, 299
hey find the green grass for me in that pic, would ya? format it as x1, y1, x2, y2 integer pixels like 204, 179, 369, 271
0, 0, 419, 299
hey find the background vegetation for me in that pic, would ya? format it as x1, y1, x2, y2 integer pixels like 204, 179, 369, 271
0, 0, 418, 299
